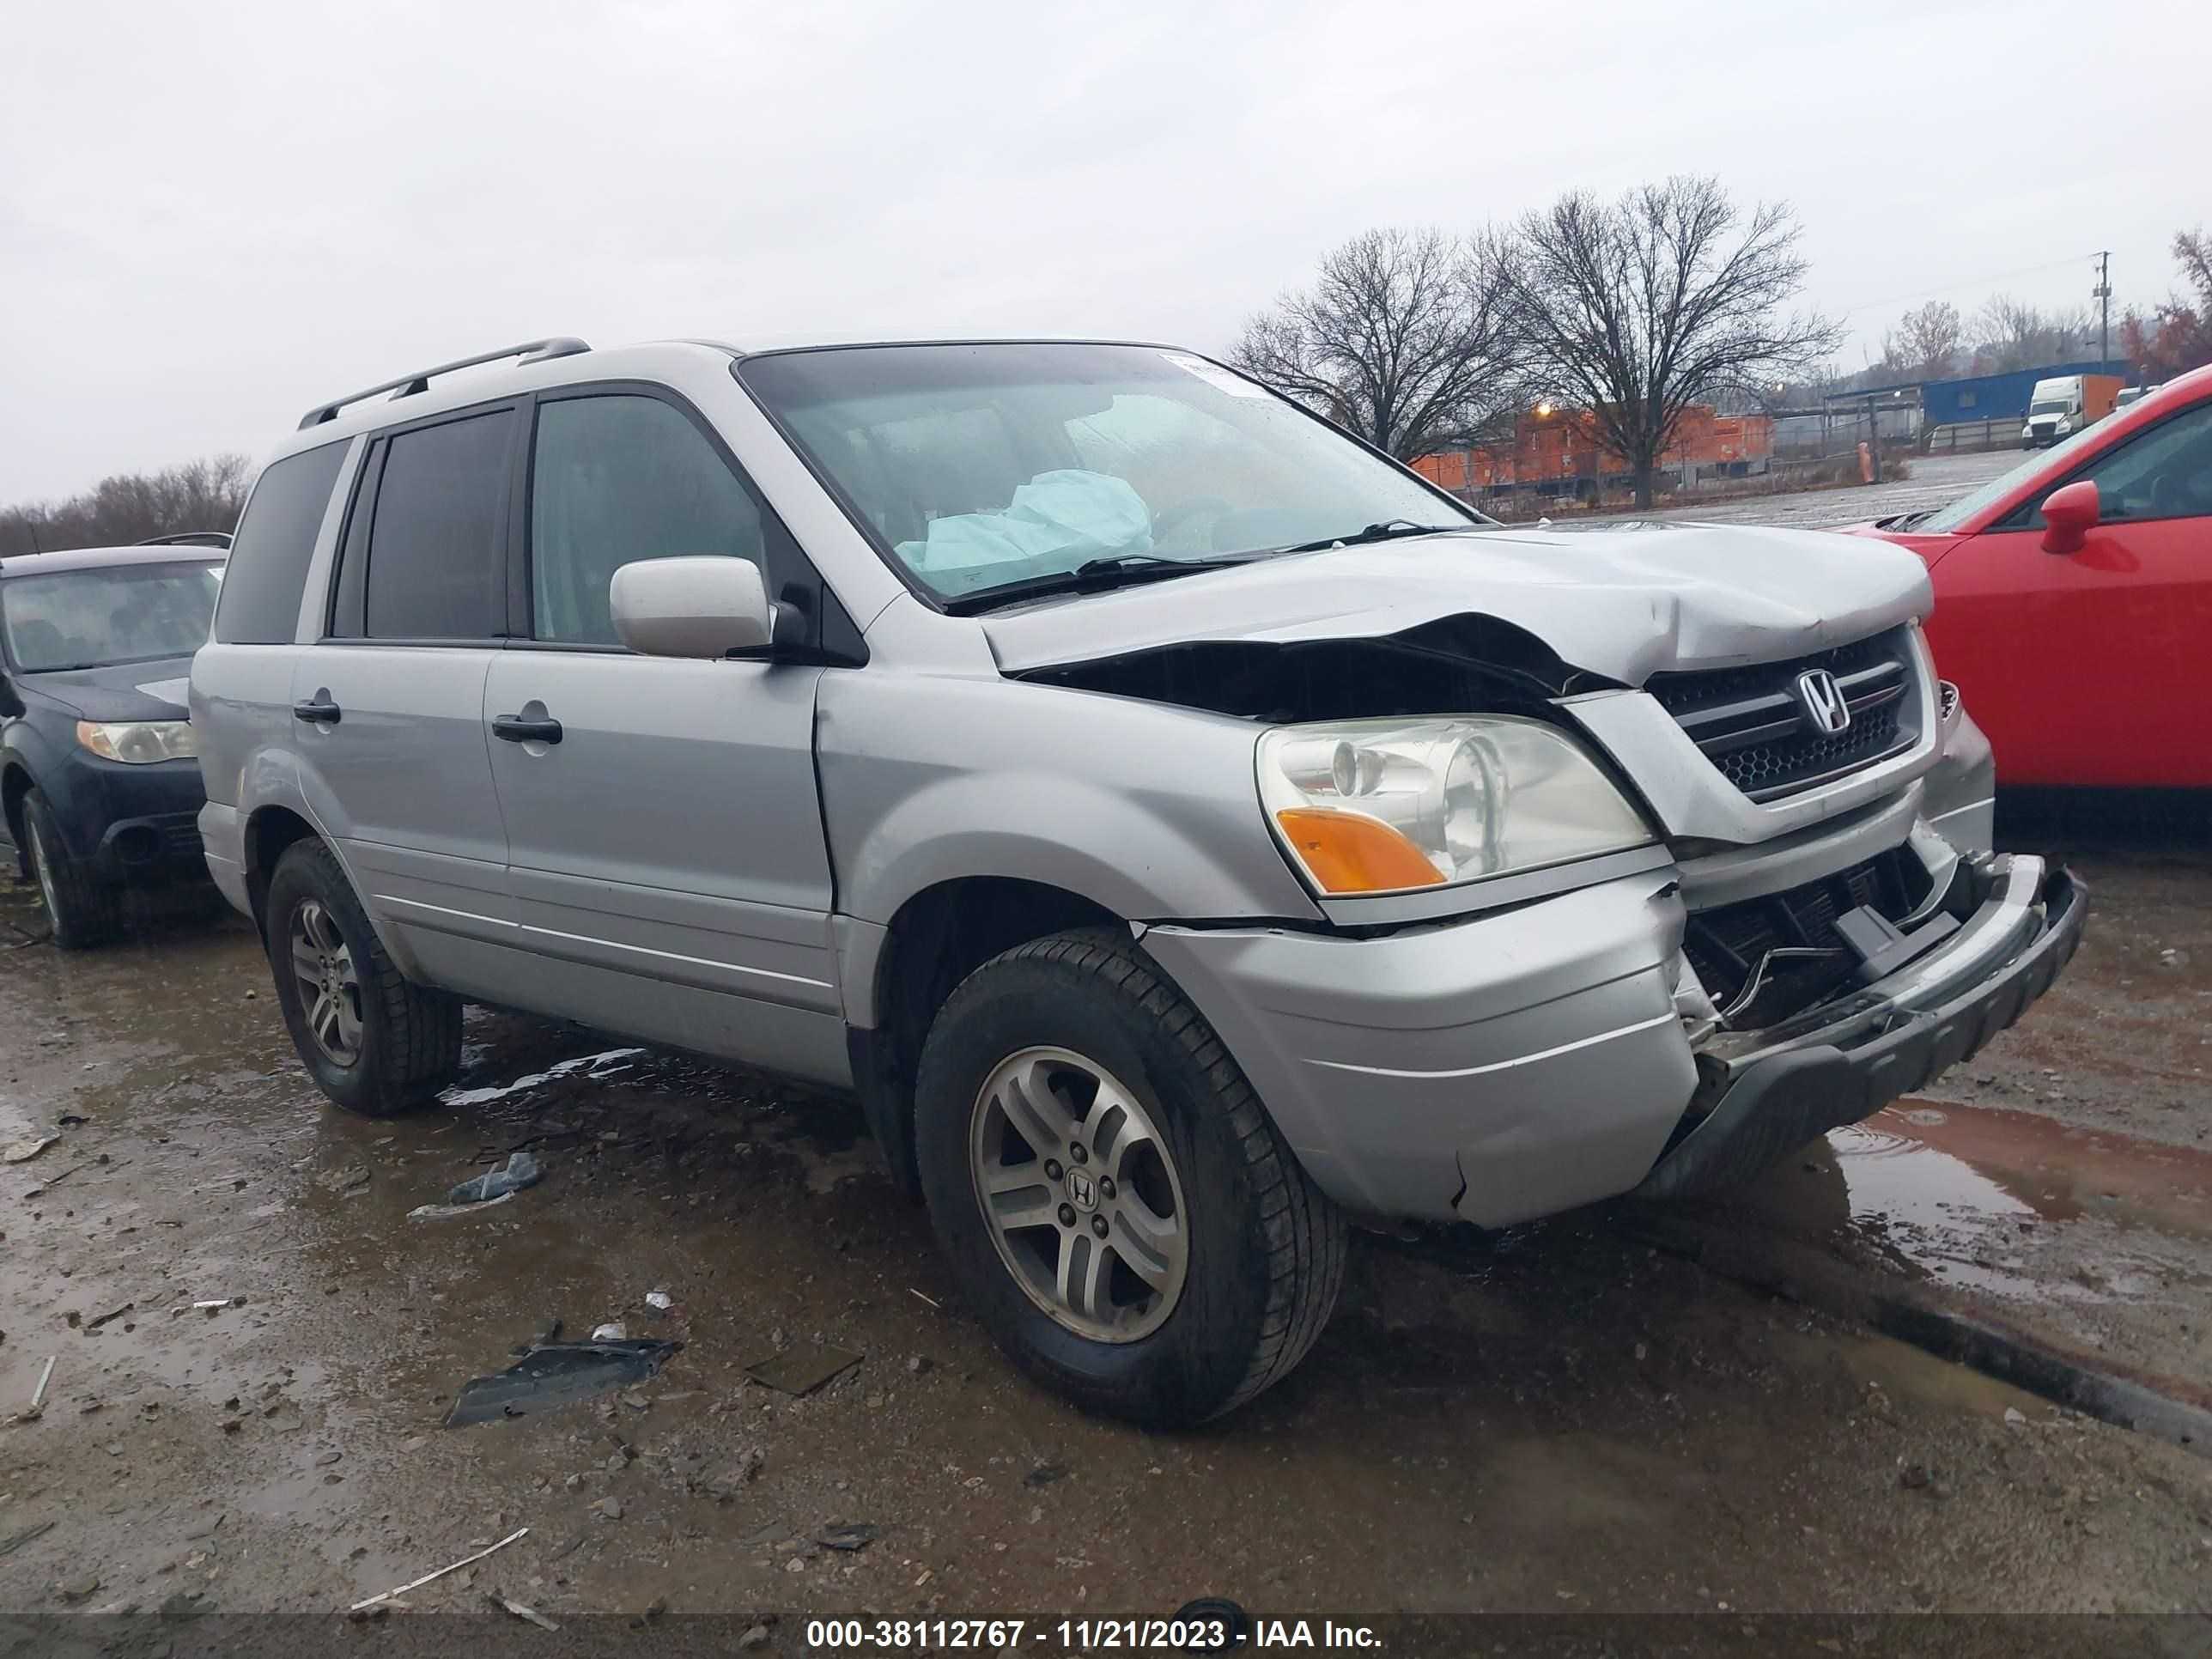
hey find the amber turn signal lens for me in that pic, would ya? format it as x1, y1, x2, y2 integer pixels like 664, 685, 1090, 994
1273, 807, 1444, 894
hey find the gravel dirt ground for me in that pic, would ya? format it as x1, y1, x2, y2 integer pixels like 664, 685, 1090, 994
1571, 449, 2031, 531
0, 810, 2207, 1642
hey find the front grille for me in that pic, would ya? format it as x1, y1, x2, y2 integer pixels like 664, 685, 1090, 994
1646, 630, 1918, 802
160, 817, 202, 860
1682, 845, 1932, 1028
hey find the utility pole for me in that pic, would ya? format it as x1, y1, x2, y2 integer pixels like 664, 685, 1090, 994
2094, 250, 2112, 368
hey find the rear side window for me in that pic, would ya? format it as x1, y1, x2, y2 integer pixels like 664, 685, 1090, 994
528, 394, 763, 645
212, 441, 345, 644
361, 410, 513, 639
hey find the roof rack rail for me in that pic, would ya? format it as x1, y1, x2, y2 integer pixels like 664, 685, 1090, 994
137, 531, 233, 548
297, 337, 591, 430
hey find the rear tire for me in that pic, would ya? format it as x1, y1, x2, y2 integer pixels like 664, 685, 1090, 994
915, 928, 1345, 1426
23, 789, 119, 950
264, 839, 460, 1116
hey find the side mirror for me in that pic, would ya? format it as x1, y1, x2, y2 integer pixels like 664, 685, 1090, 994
610, 556, 775, 659
2039, 480, 2100, 555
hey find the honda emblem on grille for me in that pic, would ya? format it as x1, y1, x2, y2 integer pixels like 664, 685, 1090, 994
1795, 668, 1852, 735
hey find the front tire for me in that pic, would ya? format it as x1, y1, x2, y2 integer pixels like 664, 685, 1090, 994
23, 788, 119, 950
264, 839, 460, 1116
915, 929, 1345, 1426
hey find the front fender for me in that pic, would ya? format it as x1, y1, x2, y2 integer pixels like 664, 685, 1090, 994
1923, 684, 1995, 854
817, 671, 1322, 930
4, 719, 100, 860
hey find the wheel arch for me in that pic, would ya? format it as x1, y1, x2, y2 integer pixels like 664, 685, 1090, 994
849, 874, 1122, 1194
1, 759, 34, 865
241, 803, 324, 935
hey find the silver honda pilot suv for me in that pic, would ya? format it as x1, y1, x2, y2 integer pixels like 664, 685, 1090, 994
191, 336, 2080, 1425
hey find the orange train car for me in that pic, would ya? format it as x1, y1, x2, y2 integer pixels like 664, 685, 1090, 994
1413, 407, 1773, 495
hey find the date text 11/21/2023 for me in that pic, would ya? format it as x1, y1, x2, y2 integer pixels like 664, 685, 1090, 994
803, 1618, 1383, 1650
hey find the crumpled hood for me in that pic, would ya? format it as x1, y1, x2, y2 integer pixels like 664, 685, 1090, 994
19, 657, 195, 721
980, 520, 1934, 685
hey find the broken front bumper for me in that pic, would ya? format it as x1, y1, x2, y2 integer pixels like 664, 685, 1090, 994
1140, 849, 2079, 1231
1637, 856, 2083, 1199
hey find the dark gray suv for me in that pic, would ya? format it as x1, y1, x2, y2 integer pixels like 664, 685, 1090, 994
1, 544, 224, 945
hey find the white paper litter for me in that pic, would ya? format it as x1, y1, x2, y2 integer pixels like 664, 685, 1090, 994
438, 1048, 647, 1108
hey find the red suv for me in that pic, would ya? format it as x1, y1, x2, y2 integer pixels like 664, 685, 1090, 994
1853, 364, 2212, 787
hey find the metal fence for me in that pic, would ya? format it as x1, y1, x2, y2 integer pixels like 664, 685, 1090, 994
1923, 419, 2026, 454
1775, 405, 1921, 459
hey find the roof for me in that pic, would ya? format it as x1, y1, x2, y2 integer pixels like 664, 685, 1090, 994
260, 334, 1186, 468
1922, 358, 2129, 392
0, 544, 227, 580
270, 338, 744, 459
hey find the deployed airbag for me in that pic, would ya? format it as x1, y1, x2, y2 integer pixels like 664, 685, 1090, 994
895, 469, 1153, 572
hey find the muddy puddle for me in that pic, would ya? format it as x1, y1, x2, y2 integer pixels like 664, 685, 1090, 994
1838, 1099, 2212, 1246
1710, 1097, 2212, 1297
1681, 1096, 2212, 1406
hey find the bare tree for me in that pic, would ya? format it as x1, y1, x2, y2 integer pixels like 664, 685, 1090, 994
2118, 225, 2212, 380
1228, 228, 1519, 462
1746, 361, 1845, 414
2177, 226, 2212, 314
1971, 294, 2092, 373
1503, 177, 1841, 507
0, 454, 254, 557
1891, 300, 1963, 380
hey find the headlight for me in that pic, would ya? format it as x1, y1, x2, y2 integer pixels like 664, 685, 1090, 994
76, 720, 197, 764
1256, 715, 1652, 896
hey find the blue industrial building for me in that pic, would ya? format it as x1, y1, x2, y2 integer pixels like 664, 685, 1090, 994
1920, 360, 2130, 428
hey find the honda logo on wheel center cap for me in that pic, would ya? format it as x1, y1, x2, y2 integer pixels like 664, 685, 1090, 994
1066, 1168, 1098, 1212
1794, 668, 1852, 735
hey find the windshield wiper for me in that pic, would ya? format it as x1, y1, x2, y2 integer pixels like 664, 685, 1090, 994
1277, 520, 1470, 555
942, 554, 1260, 616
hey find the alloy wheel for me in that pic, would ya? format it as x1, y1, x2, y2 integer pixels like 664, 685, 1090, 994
289, 898, 363, 1066
969, 1045, 1190, 1343
27, 822, 62, 930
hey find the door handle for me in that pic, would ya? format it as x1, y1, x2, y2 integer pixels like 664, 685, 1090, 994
491, 714, 563, 744
291, 696, 342, 725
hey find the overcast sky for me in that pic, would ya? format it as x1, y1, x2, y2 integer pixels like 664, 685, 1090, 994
2, 0, 2202, 501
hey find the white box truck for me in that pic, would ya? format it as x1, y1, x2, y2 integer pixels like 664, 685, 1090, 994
2021, 374, 2122, 447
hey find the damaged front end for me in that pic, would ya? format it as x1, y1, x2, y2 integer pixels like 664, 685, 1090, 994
988, 522, 2074, 1218
1640, 848, 2084, 1200
1010, 611, 1620, 724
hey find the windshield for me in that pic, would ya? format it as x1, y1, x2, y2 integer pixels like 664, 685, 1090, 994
739, 343, 1482, 604
2028, 399, 2069, 416
2, 561, 222, 672
1915, 420, 2117, 534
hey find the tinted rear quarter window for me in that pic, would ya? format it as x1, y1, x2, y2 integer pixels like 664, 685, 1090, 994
212, 441, 346, 644
362, 410, 513, 639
